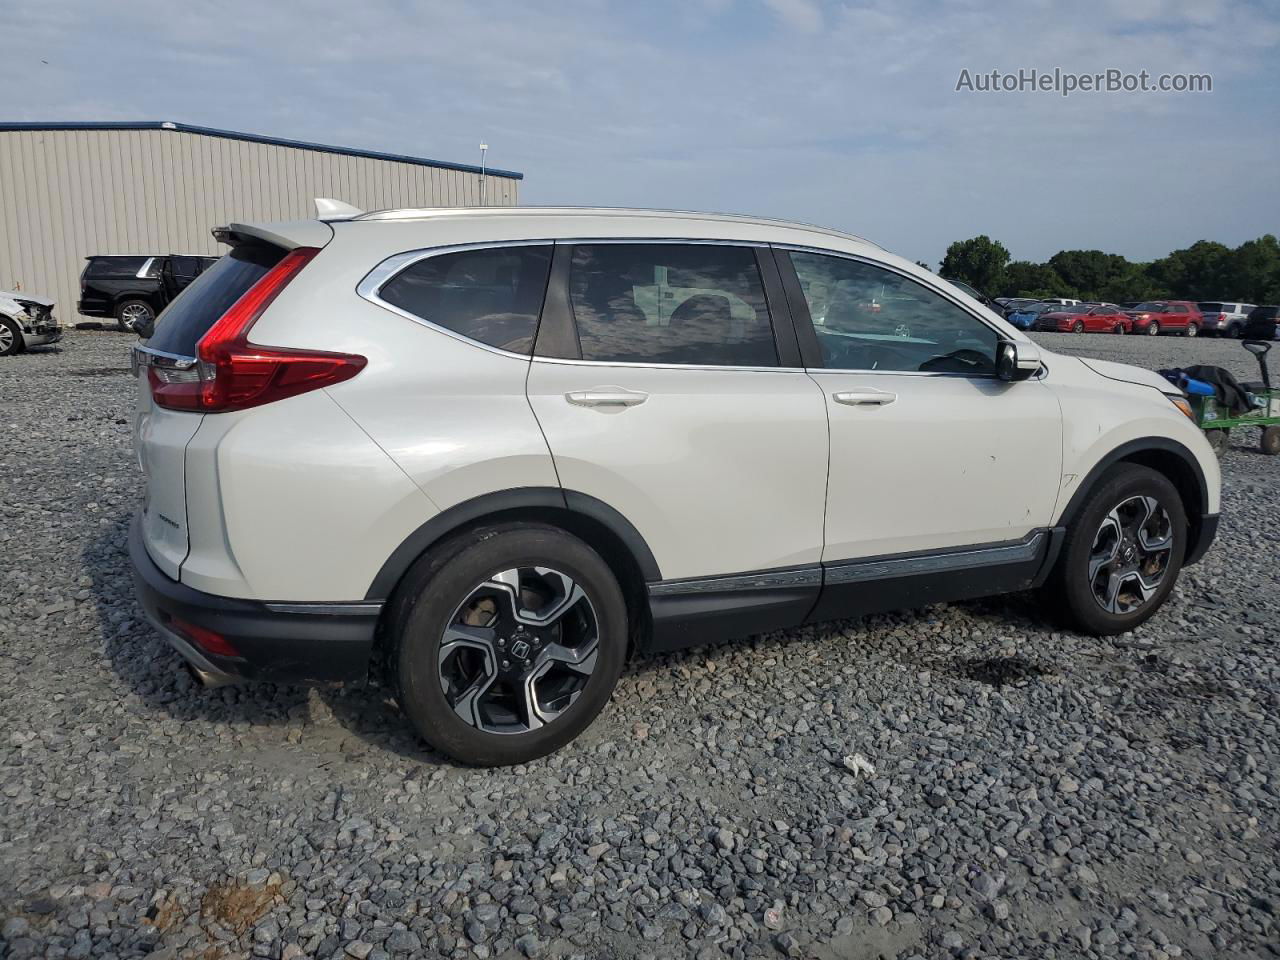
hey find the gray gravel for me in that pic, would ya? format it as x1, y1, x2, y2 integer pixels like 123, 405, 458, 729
2, 328, 1278, 960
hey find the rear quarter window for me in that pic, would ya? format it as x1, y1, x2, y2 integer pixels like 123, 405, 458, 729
87, 257, 149, 278
377, 245, 553, 355
146, 245, 284, 356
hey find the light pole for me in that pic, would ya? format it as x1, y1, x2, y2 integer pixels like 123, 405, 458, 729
479, 142, 488, 206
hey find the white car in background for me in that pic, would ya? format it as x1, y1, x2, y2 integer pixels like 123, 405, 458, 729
0, 288, 62, 355
130, 203, 1220, 765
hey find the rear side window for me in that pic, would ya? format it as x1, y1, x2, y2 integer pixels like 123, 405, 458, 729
1199, 302, 1223, 312
147, 245, 284, 356
87, 256, 149, 278
567, 244, 778, 367
378, 245, 553, 355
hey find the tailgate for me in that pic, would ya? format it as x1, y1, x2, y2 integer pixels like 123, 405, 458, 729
134, 373, 201, 578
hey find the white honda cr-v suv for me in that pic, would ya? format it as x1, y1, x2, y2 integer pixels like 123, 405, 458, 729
130, 203, 1220, 765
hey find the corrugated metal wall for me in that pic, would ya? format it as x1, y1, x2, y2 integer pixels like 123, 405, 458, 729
0, 127, 520, 321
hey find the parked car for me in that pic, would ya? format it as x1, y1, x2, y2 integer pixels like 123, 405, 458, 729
1006, 301, 1063, 330
79, 254, 218, 330
1036, 303, 1133, 334
1197, 301, 1257, 338
940, 277, 1002, 314
129, 204, 1220, 765
1244, 305, 1279, 340
1041, 297, 1081, 307
1126, 300, 1205, 336
998, 297, 1039, 318
0, 287, 61, 356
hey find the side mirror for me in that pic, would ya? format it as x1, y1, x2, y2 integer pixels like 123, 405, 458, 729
997, 339, 1042, 382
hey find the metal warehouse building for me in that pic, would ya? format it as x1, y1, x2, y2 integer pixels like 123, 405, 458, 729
0, 121, 523, 322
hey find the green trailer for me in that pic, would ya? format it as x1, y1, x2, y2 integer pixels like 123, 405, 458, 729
1193, 340, 1280, 456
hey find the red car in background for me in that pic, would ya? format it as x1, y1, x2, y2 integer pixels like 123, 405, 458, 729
1035, 303, 1133, 334
1125, 300, 1205, 336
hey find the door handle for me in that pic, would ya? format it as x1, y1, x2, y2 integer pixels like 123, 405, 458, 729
832, 389, 897, 406
565, 388, 649, 408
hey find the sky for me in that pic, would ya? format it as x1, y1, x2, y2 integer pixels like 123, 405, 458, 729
2, 0, 1278, 267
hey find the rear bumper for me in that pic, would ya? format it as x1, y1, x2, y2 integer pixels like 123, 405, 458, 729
129, 514, 381, 685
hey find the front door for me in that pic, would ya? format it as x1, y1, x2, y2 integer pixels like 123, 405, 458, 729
780, 249, 1063, 566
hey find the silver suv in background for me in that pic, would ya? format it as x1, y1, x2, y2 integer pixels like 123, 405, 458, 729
1197, 302, 1256, 337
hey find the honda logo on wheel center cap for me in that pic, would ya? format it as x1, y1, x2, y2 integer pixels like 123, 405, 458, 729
510, 639, 531, 659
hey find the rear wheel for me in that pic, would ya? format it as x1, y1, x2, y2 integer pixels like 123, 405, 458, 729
1147, 321, 1160, 336
1261, 426, 1280, 456
1206, 428, 1231, 456
1185, 322, 1198, 338
1046, 464, 1186, 635
115, 299, 155, 332
1228, 323, 1243, 339
390, 524, 627, 766
0, 317, 22, 356
1113, 324, 1125, 335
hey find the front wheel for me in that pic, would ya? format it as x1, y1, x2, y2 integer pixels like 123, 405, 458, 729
0, 317, 22, 356
1046, 464, 1186, 635
1147, 321, 1160, 336
1073, 320, 1085, 333
390, 524, 627, 766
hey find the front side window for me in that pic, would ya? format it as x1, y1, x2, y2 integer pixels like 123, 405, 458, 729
567, 244, 778, 367
379, 245, 553, 355
789, 251, 999, 376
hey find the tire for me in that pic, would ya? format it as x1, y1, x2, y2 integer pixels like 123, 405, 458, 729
390, 523, 627, 766
1113, 324, 1124, 335
1046, 464, 1187, 636
1185, 323, 1198, 338
115, 299, 155, 332
1147, 321, 1160, 336
1228, 323, 1243, 339
1073, 320, 1085, 333
1261, 426, 1280, 456
0, 317, 22, 356
1207, 428, 1231, 456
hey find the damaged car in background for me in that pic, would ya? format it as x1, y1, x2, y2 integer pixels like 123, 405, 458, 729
0, 288, 62, 356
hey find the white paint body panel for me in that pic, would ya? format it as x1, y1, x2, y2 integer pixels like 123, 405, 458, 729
130, 207, 1219, 606
526, 362, 828, 580
813, 373, 1063, 560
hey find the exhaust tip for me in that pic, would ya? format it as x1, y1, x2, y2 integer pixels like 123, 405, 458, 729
186, 662, 237, 689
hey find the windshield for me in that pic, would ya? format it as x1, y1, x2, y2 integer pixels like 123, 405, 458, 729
1060, 304, 1090, 314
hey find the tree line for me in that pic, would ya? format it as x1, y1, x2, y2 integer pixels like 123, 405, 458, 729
934, 234, 1280, 305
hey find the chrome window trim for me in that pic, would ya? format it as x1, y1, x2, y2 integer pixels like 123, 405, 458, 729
356, 237, 775, 367
135, 257, 157, 279
132, 344, 197, 368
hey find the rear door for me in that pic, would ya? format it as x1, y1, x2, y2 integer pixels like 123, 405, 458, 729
132, 245, 286, 577
526, 241, 828, 585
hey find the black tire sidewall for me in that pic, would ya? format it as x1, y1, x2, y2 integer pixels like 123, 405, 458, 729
392, 524, 627, 766
115, 299, 154, 332
0, 317, 21, 356
1262, 426, 1280, 456
1053, 465, 1187, 635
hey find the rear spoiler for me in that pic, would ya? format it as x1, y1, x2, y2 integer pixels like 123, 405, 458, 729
212, 199, 362, 250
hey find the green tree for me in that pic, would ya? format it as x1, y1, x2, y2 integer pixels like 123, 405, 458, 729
1148, 240, 1231, 300
1225, 234, 1280, 303
998, 261, 1069, 299
1046, 250, 1131, 301
939, 236, 1010, 293
914, 260, 932, 271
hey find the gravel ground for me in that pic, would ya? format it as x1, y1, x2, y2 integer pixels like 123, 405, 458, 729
2, 329, 1277, 960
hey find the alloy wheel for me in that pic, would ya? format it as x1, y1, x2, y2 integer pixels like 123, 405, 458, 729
1087, 495, 1174, 614
1147, 322, 1159, 336
0, 324, 14, 352
120, 303, 152, 330
438, 567, 598, 735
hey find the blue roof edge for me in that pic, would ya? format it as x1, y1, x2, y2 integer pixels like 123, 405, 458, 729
0, 121, 524, 180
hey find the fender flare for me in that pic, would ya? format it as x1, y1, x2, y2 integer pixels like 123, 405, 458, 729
1059, 437, 1209, 524
363, 487, 662, 601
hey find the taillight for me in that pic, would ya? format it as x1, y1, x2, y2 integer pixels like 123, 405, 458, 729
150, 247, 366, 413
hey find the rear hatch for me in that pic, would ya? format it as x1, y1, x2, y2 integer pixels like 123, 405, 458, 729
133, 245, 289, 577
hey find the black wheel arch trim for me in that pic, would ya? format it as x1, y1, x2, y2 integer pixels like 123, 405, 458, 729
364, 487, 662, 601
1059, 437, 1215, 565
